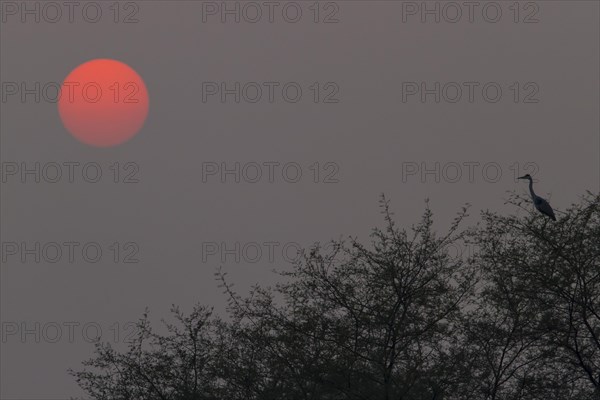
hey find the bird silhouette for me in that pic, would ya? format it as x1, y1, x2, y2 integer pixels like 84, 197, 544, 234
518, 174, 556, 221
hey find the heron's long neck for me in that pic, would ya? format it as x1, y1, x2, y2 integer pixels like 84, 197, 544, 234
528, 178, 536, 200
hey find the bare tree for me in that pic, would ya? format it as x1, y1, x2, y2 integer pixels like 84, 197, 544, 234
71, 192, 600, 400
463, 192, 600, 400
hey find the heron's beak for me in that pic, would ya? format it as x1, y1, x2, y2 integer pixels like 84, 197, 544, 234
517, 175, 526, 179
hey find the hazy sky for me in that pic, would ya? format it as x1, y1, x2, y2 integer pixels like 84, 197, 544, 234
1, 1, 599, 398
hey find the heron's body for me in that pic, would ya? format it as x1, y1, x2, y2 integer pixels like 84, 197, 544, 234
518, 174, 556, 221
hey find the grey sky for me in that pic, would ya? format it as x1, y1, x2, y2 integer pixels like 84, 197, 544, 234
1, 1, 599, 398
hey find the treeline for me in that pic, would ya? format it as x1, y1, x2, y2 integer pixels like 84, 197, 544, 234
71, 193, 600, 400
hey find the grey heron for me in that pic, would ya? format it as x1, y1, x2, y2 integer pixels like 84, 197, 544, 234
518, 174, 556, 221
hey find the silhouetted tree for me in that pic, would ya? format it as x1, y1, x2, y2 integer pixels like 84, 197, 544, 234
215, 196, 475, 399
71, 193, 600, 400
70, 305, 222, 400
461, 191, 600, 400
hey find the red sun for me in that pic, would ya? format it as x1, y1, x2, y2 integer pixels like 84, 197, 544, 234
58, 59, 149, 147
